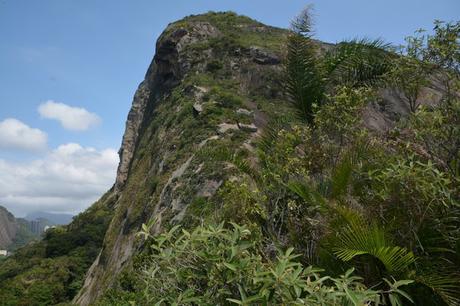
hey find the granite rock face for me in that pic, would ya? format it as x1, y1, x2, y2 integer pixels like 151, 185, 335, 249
0, 206, 17, 250
74, 17, 229, 305
114, 22, 220, 191
115, 81, 151, 191
107, 13, 286, 211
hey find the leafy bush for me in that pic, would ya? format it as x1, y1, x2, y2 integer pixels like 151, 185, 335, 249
108, 222, 411, 305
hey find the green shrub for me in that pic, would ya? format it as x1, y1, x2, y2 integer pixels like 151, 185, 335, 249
108, 222, 413, 305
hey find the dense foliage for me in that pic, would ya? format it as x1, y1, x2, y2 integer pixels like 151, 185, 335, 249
99, 223, 412, 305
0, 192, 115, 305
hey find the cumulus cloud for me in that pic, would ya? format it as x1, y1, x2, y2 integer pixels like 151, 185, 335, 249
38, 100, 101, 131
0, 143, 119, 217
0, 118, 47, 151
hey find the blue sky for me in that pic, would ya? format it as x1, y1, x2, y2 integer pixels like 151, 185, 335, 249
0, 0, 458, 216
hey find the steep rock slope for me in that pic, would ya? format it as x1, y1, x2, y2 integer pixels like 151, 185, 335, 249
75, 12, 289, 304
0, 206, 17, 250
74, 12, 445, 304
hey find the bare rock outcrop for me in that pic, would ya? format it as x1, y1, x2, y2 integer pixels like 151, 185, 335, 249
114, 22, 220, 192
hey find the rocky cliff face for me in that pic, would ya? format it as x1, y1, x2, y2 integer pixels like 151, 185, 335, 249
114, 21, 220, 191
0, 206, 17, 250
74, 12, 444, 305
74, 12, 288, 305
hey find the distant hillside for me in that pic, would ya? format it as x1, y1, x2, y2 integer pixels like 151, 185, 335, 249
0, 206, 17, 250
6, 218, 39, 252
0, 206, 58, 252
25, 211, 73, 225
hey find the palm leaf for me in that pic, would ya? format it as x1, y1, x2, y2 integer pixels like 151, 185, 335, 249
285, 33, 324, 123
415, 272, 460, 306
330, 141, 371, 199
290, 4, 315, 37
330, 156, 353, 199
257, 118, 287, 154
333, 213, 416, 274
287, 180, 328, 212
324, 38, 393, 88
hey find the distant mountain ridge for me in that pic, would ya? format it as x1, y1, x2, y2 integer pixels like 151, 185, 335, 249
25, 211, 73, 225
0, 206, 73, 251
0, 206, 17, 250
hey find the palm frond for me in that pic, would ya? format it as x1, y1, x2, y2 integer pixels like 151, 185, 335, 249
257, 118, 286, 154
285, 33, 324, 123
333, 213, 416, 274
286, 180, 328, 211
415, 272, 460, 306
324, 38, 394, 88
330, 157, 353, 199
290, 4, 315, 37
335, 205, 364, 227
329, 141, 371, 199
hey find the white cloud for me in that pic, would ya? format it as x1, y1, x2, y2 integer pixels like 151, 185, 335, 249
38, 100, 101, 131
0, 143, 118, 217
0, 118, 47, 151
